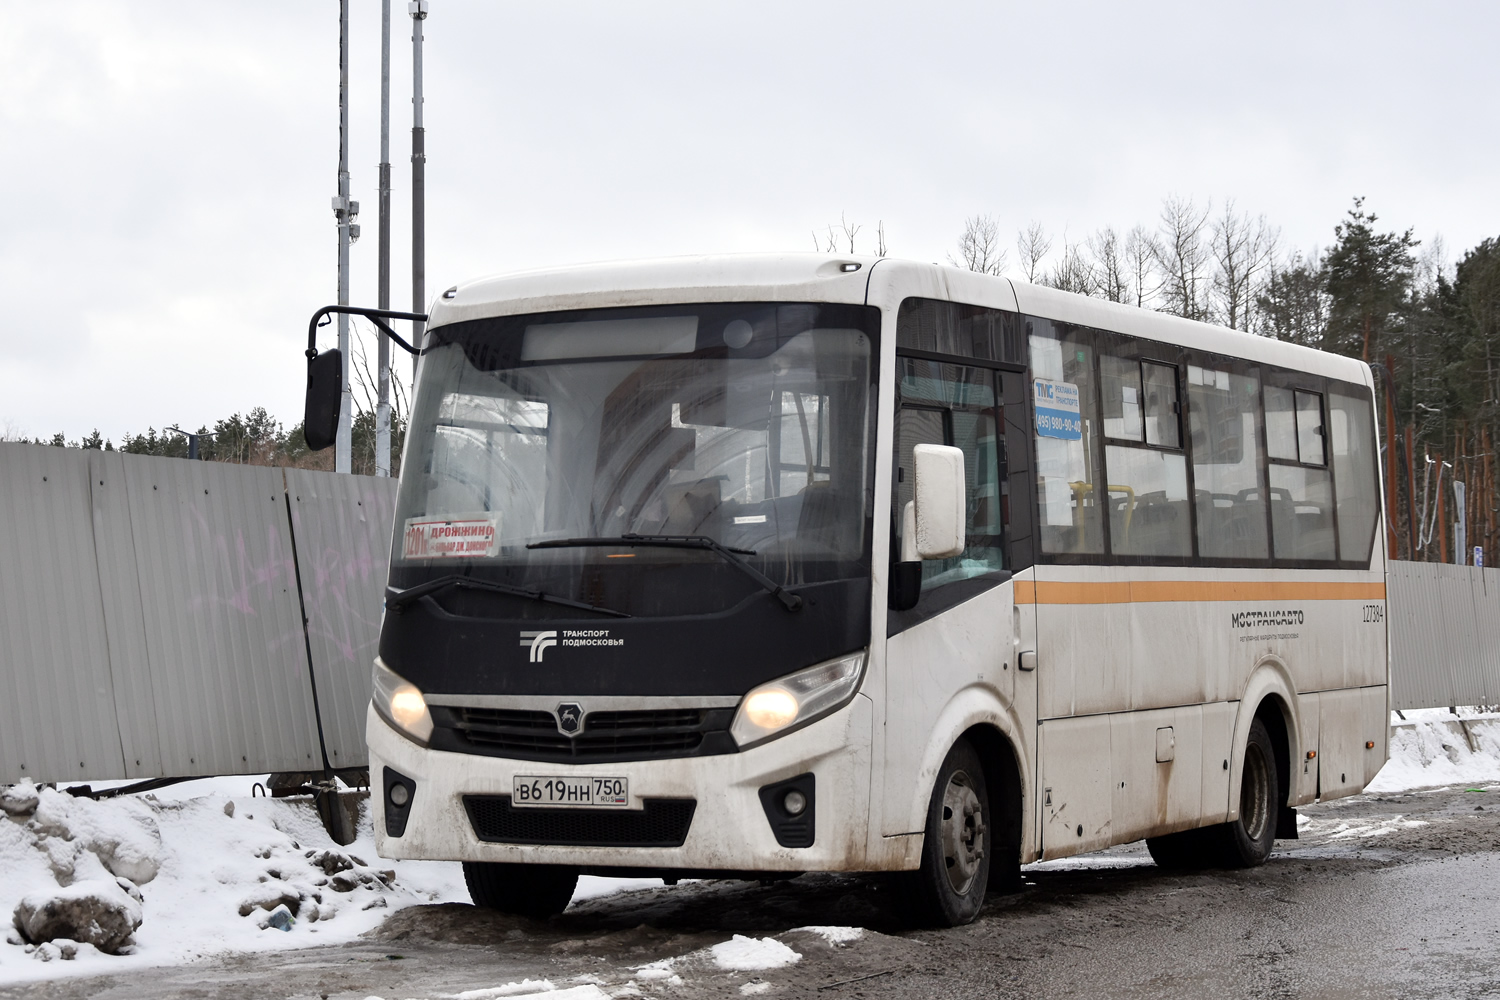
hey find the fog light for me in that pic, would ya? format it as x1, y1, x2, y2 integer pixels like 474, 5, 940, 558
389, 782, 410, 807
782, 789, 807, 816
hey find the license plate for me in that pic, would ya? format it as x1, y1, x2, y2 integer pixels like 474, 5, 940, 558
512, 775, 629, 808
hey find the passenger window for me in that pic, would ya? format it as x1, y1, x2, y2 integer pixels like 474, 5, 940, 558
1142, 362, 1181, 448
892, 359, 1005, 594
1330, 392, 1378, 563
1265, 385, 1335, 561
1265, 386, 1298, 461
1099, 344, 1190, 558
1188, 365, 1269, 560
1295, 391, 1325, 466
1032, 321, 1104, 555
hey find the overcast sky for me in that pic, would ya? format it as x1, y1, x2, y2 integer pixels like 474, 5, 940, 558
2, 1, 1495, 444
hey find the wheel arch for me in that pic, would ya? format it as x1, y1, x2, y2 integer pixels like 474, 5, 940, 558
1227, 658, 1304, 822
962, 722, 1025, 878
901, 686, 1033, 859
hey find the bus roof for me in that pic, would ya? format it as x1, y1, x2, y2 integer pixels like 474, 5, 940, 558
427, 253, 1372, 389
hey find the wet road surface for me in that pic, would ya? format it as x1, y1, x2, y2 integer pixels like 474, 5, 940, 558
8, 785, 1500, 1000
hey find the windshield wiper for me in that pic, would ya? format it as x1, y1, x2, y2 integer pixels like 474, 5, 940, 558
386, 574, 630, 618
527, 534, 804, 612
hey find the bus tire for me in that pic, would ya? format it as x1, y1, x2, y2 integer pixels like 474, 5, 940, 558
901, 738, 992, 927
1212, 717, 1279, 867
463, 862, 579, 917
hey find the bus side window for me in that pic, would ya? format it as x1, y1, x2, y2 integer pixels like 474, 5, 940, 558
891, 358, 1005, 614
1329, 391, 1379, 563
1265, 385, 1336, 561
1031, 320, 1104, 555
1099, 342, 1191, 558
1189, 365, 1269, 560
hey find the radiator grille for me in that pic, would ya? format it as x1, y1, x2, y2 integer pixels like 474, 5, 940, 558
464, 795, 696, 847
432, 705, 736, 763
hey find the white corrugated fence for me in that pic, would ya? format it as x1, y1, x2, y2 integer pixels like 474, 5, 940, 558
0, 443, 396, 784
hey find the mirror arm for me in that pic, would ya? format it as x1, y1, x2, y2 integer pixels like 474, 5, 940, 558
305, 305, 429, 359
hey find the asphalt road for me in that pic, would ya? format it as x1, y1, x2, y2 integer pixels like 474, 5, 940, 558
9, 784, 1500, 1000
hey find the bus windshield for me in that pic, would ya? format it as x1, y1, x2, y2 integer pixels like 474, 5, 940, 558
390, 302, 879, 617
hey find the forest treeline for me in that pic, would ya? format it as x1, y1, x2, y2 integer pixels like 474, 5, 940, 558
945, 196, 1500, 565
8, 329, 408, 477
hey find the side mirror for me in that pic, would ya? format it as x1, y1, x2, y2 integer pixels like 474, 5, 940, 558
304, 349, 343, 451
912, 443, 966, 559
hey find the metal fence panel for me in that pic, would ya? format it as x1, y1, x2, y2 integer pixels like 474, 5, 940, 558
286, 468, 398, 769
1388, 560, 1500, 710
0, 444, 127, 781
89, 451, 164, 778
117, 456, 323, 776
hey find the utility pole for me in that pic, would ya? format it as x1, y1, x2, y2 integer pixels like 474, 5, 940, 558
376, 0, 393, 478
332, 0, 359, 474
410, 0, 428, 384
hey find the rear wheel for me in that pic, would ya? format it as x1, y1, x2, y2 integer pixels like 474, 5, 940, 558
1147, 717, 1279, 870
1215, 717, 1279, 867
463, 862, 579, 917
901, 739, 991, 927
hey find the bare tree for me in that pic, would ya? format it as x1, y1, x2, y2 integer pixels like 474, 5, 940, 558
839, 212, 861, 254
1046, 236, 1097, 296
875, 220, 888, 258
950, 214, 1006, 275
1124, 224, 1160, 308
1209, 200, 1281, 331
1087, 226, 1131, 303
1017, 221, 1052, 283
1154, 195, 1214, 321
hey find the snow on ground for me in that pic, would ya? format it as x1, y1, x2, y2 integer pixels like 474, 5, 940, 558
1366, 708, 1500, 793
0, 777, 468, 985
3, 708, 1499, 987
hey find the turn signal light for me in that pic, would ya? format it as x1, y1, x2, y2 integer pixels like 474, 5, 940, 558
1306, 750, 1317, 760
1366, 741, 1376, 749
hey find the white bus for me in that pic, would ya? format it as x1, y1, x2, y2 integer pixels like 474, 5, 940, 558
316, 255, 1388, 927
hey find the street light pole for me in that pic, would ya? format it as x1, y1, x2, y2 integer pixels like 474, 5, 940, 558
333, 0, 358, 474
376, 0, 392, 478
410, 0, 428, 385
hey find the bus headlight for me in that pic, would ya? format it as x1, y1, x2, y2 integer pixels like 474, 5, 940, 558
731, 650, 866, 749
372, 658, 434, 745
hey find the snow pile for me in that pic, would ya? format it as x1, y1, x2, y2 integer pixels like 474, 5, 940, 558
13, 875, 144, 955
0, 777, 467, 984
790, 925, 864, 946
1368, 709, 1500, 793
710, 935, 802, 971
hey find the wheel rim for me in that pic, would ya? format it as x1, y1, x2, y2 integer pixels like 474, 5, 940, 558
939, 768, 986, 895
1239, 744, 1270, 841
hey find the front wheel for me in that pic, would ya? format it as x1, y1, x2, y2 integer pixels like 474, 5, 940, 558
901, 739, 991, 927
463, 862, 579, 917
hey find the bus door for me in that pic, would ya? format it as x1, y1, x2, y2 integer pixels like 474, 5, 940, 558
882, 360, 1033, 839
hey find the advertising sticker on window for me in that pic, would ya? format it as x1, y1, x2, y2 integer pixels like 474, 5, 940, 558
1033, 378, 1082, 440
402, 514, 500, 559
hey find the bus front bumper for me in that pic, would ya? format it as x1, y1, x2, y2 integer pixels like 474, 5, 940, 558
366, 693, 874, 872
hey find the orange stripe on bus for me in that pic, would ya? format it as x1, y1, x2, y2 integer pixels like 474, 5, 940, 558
1012, 580, 1386, 605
